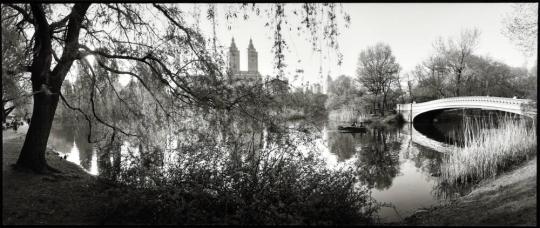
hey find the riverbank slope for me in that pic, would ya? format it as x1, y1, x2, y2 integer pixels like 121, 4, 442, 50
405, 156, 537, 225
2, 126, 109, 225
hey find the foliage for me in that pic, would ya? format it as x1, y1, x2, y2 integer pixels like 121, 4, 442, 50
410, 29, 534, 102
502, 3, 538, 57
100, 116, 377, 225
432, 28, 480, 97
280, 88, 328, 120
4, 3, 351, 173
326, 75, 364, 111
356, 43, 401, 115
1, 6, 32, 121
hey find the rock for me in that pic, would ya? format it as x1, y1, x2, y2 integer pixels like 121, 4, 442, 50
46, 149, 60, 156
413, 209, 429, 216
42, 176, 59, 182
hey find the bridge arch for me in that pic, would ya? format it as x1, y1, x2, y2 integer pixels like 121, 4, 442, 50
397, 96, 536, 123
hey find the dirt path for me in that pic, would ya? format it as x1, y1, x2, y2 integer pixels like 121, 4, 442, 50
404, 156, 537, 226
2, 127, 110, 225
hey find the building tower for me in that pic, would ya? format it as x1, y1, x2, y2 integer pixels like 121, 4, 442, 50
247, 38, 258, 72
228, 38, 240, 73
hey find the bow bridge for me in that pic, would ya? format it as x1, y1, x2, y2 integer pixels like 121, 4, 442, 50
396, 96, 536, 122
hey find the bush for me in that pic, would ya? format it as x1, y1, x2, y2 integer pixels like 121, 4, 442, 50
102, 147, 378, 225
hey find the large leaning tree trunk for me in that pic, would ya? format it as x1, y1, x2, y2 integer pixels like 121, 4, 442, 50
15, 3, 90, 173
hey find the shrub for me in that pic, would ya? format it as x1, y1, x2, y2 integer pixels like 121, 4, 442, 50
102, 140, 378, 225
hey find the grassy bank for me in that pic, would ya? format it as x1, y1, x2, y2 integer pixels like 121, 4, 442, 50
3, 125, 378, 225
2, 126, 111, 225
405, 156, 536, 225
441, 117, 537, 184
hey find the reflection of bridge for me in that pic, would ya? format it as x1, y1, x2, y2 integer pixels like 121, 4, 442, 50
396, 96, 536, 122
401, 124, 455, 154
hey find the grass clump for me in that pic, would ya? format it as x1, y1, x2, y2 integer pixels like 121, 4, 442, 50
441, 116, 536, 184
328, 108, 368, 124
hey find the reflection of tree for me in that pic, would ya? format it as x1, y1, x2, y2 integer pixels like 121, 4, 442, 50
96, 131, 123, 179
49, 119, 76, 154
406, 145, 442, 177
355, 128, 400, 190
327, 132, 358, 161
75, 128, 93, 170
432, 178, 475, 201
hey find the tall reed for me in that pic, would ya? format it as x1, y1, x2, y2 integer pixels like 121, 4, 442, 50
441, 116, 536, 184
328, 107, 367, 123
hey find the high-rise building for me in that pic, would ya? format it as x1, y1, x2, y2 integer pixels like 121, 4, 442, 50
248, 39, 258, 73
228, 37, 261, 84
228, 38, 240, 73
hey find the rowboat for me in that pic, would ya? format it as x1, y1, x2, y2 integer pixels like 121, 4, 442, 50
337, 125, 367, 132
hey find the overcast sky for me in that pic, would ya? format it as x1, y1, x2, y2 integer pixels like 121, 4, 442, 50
195, 3, 537, 88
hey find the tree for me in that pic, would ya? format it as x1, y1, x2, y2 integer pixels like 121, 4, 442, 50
2, 6, 32, 123
463, 55, 529, 97
5, 3, 349, 173
411, 52, 533, 101
325, 75, 365, 119
411, 55, 451, 102
434, 28, 480, 97
502, 3, 538, 57
356, 43, 400, 115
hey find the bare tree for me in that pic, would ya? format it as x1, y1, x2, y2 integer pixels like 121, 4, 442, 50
411, 55, 449, 101
434, 28, 480, 97
356, 43, 400, 115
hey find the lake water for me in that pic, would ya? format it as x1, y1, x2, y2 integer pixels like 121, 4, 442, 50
47, 111, 488, 223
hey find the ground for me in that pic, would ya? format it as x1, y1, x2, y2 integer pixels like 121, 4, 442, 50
404, 156, 537, 226
2, 125, 111, 225
2, 124, 537, 225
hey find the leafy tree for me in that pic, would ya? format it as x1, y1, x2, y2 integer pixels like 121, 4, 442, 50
1, 6, 32, 122
502, 3, 538, 57
356, 43, 400, 115
326, 75, 363, 110
4, 3, 349, 173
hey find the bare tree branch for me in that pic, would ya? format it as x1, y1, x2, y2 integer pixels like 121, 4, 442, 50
6, 4, 34, 24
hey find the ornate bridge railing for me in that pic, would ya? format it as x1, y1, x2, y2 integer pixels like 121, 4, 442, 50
396, 96, 536, 122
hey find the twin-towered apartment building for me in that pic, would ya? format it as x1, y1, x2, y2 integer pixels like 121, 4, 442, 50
227, 37, 321, 94
228, 38, 262, 84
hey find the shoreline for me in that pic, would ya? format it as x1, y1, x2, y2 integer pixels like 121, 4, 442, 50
2, 126, 109, 225
3, 125, 536, 225
403, 156, 537, 225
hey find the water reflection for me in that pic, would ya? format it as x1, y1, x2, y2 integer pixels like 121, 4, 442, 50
355, 127, 401, 190
49, 118, 99, 175
324, 122, 467, 222
47, 112, 479, 223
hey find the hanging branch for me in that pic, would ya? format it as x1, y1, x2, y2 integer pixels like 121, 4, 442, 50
58, 92, 106, 144
80, 58, 139, 137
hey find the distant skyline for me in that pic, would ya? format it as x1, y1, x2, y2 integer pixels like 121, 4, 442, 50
200, 3, 537, 87
73, 3, 537, 88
